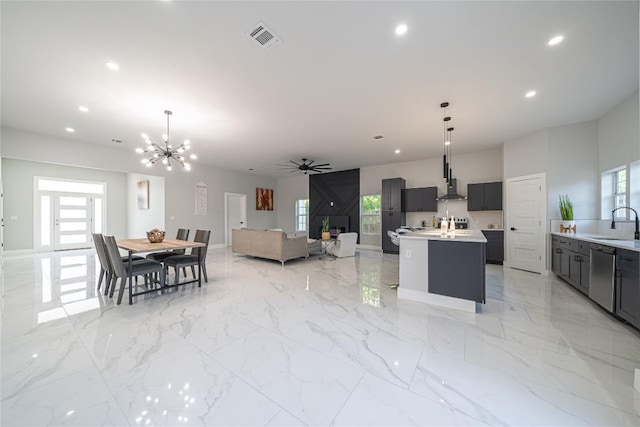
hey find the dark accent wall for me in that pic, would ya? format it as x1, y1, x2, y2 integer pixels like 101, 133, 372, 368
309, 169, 360, 241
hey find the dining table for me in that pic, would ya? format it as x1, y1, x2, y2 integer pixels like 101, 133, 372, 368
116, 238, 206, 305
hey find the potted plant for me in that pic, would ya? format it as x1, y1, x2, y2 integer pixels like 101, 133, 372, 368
321, 216, 331, 240
559, 195, 575, 232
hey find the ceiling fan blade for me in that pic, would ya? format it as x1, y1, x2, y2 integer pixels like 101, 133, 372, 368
306, 160, 315, 166
290, 160, 302, 167
276, 164, 295, 167
313, 166, 333, 170
313, 163, 331, 167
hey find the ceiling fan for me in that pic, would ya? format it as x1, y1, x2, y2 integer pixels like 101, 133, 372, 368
277, 158, 332, 174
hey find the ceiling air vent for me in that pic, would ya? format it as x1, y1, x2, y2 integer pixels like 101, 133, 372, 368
248, 22, 281, 49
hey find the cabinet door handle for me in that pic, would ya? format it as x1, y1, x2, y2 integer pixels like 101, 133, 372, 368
555, 248, 562, 254
510, 227, 517, 231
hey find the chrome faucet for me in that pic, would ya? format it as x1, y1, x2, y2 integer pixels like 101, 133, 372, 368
611, 206, 640, 240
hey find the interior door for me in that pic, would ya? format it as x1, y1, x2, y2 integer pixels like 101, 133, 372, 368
54, 193, 93, 250
226, 193, 247, 246
506, 174, 546, 273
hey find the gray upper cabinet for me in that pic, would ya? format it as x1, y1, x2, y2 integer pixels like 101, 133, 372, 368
402, 187, 437, 212
467, 181, 503, 211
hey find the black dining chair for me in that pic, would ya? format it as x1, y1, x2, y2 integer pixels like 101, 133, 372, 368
103, 235, 166, 305
92, 233, 143, 296
146, 228, 190, 262
163, 229, 211, 286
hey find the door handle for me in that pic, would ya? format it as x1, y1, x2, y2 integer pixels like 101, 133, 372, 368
240, 221, 244, 224
510, 227, 517, 231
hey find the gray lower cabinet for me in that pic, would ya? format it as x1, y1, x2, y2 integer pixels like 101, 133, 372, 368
551, 235, 589, 295
427, 240, 486, 303
616, 249, 640, 329
482, 230, 503, 264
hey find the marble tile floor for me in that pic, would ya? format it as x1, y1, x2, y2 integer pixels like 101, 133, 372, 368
1, 247, 639, 426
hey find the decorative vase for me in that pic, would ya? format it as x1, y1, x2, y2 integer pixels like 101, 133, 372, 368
322, 231, 331, 240
560, 221, 576, 233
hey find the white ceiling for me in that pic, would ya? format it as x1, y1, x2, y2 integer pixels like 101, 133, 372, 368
2, 1, 638, 177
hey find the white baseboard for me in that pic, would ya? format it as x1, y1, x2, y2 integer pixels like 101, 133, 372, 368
210, 243, 227, 250
357, 244, 382, 251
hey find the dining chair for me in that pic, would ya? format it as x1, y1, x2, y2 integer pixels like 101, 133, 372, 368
146, 228, 190, 262
103, 235, 166, 305
92, 233, 144, 296
163, 229, 211, 286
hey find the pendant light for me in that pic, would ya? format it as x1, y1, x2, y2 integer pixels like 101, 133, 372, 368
447, 126, 454, 187
441, 102, 451, 183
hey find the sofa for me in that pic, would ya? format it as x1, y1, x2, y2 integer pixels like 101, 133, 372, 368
232, 228, 308, 265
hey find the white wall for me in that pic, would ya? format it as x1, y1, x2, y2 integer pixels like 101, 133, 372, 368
1, 158, 128, 250
1, 128, 278, 248
126, 173, 165, 238
276, 174, 309, 233
547, 120, 600, 221
598, 91, 640, 173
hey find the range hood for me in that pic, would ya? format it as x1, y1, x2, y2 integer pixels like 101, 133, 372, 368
438, 178, 466, 201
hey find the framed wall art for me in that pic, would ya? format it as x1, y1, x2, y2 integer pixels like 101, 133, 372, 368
256, 187, 274, 211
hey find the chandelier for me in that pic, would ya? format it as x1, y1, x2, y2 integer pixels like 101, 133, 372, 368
136, 110, 197, 171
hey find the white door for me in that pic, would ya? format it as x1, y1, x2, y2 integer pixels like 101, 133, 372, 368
54, 193, 93, 250
506, 174, 546, 274
225, 193, 247, 246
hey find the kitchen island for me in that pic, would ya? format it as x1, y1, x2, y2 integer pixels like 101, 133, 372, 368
397, 229, 487, 313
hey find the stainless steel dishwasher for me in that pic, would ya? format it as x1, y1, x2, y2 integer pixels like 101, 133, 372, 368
589, 244, 617, 312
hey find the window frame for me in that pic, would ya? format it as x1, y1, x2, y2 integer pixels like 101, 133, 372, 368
613, 168, 628, 219
361, 194, 381, 236
294, 199, 309, 232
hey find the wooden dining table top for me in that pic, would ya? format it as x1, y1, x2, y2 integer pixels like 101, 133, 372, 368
116, 238, 205, 254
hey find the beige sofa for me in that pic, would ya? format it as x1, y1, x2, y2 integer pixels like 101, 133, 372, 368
232, 228, 308, 265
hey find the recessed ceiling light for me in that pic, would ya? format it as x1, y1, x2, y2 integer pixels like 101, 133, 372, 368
78, 106, 89, 113
394, 149, 401, 154
548, 35, 564, 46
65, 127, 75, 133
395, 24, 408, 36
105, 61, 119, 71
525, 90, 537, 98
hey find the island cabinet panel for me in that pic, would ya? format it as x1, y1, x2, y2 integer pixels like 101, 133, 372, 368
467, 181, 502, 211
616, 249, 640, 328
401, 187, 438, 212
482, 230, 503, 264
427, 240, 486, 303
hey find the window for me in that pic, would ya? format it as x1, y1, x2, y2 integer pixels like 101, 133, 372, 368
295, 199, 309, 232
614, 168, 627, 215
361, 195, 381, 235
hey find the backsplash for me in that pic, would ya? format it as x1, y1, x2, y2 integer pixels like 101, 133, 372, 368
550, 219, 638, 239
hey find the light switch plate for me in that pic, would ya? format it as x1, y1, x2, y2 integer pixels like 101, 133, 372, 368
10, 216, 17, 220
170, 216, 175, 220
406, 249, 412, 259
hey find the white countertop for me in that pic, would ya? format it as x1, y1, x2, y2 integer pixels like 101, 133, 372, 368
397, 228, 487, 243
551, 231, 640, 252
